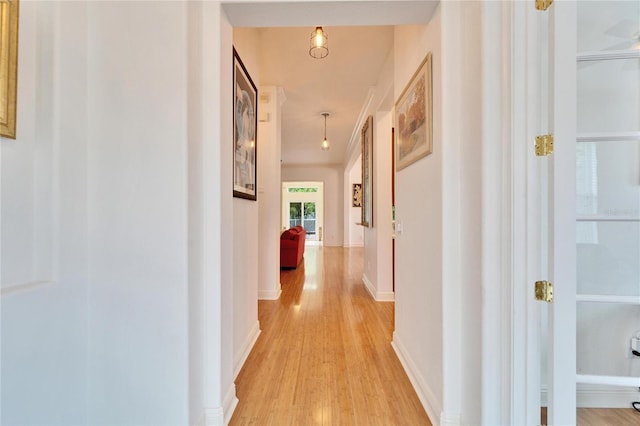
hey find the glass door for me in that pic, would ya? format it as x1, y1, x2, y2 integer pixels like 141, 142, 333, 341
289, 202, 302, 228
575, 0, 640, 391
288, 201, 317, 240
302, 202, 316, 237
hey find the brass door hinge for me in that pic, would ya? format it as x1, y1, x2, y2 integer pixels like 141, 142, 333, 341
535, 134, 554, 156
535, 0, 554, 11
535, 281, 554, 302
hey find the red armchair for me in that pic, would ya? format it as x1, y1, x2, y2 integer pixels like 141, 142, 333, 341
280, 226, 306, 268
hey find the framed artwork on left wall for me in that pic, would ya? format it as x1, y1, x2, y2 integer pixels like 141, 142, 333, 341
233, 47, 258, 200
0, 0, 19, 139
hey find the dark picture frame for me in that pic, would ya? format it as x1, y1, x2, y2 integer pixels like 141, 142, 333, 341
361, 116, 373, 227
395, 52, 433, 170
233, 47, 258, 200
352, 183, 362, 207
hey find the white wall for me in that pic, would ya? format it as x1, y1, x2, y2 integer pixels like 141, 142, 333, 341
1, 2, 88, 423
374, 111, 394, 299
391, 12, 444, 423
187, 2, 205, 422
345, 156, 364, 247
188, 4, 238, 422
257, 86, 285, 300
3, 2, 200, 424
282, 166, 344, 246
231, 29, 262, 378
456, 2, 484, 422
86, 2, 189, 423
219, 6, 238, 423
361, 111, 394, 301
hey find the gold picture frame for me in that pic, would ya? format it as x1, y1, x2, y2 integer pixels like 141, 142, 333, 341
0, 0, 19, 139
361, 116, 373, 227
395, 52, 432, 170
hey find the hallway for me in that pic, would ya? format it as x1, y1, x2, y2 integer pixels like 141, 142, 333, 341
230, 246, 431, 425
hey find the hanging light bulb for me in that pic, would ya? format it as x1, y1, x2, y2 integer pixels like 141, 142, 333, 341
309, 26, 329, 59
321, 112, 330, 151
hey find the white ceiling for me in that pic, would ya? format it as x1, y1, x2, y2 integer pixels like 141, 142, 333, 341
225, 1, 439, 167
255, 26, 394, 165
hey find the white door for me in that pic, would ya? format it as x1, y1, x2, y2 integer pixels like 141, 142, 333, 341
510, 2, 576, 423
542, 1, 578, 424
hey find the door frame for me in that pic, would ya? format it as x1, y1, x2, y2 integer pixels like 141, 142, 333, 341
212, 1, 577, 424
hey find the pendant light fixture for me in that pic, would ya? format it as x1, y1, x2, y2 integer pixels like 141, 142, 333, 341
321, 112, 330, 151
309, 26, 329, 59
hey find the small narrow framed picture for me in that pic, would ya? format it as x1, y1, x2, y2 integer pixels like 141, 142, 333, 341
352, 183, 362, 207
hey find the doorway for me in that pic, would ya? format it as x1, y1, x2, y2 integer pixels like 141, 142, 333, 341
282, 181, 324, 244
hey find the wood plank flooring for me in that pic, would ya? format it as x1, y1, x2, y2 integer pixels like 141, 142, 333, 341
230, 245, 640, 425
542, 407, 640, 425
230, 246, 431, 425
577, 408, 639, 425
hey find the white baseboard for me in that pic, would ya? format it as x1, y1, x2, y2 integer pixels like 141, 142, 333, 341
223, 385, 238, 425
541, 384, 640, 408
392, 333, 442, 426
343, 243, 364, 248
323, 242, 343, 247
194, 385, 239, 426
362, 274, 394, 302
234, 321, 261, 378
376, 291, 395, 302
440, 412, 462, 426
258, 284, 281, 300
195, 407, 222, 426
362, 274, 376, 299
196, 407, 225, 426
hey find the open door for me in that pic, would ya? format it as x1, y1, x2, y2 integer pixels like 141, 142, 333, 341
531, 1, 577, 424
538, 1, 640, 424
282, 182, 324, 243
573, 0, 640, 407
543, 1, 577, 423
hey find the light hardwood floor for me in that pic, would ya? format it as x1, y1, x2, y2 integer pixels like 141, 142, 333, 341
542, 407, 640, 425
576, 408, 639, 425
230, 246, 431, 425
230, 245, 640, 425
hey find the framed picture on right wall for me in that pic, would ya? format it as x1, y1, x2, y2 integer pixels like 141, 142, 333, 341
352, 183, 362, 207
395, 52, 433, 171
